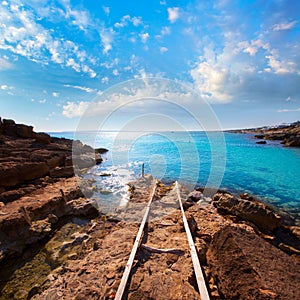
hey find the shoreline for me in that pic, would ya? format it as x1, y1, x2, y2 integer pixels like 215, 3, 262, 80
227, 121, 300, 148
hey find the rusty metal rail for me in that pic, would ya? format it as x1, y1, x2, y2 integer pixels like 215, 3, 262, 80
115, 180, 157, 300
175, 181, 210, 300
115, 179, 210, 300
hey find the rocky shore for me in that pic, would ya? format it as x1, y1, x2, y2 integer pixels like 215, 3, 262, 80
0, 118, 102, 263
0, 119, 300, 299
229, 121, 300, 147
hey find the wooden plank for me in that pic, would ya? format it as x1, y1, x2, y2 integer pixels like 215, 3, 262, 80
175, 181, 210, 300
115, 180, 157, 300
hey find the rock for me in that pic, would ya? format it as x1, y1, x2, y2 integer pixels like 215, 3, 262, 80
99, 173, 111, 177
187, 190, 203, 202
95, 148, 109, 154
212, 192, 281, 232
240, 193, 254, 201
0, 162, 49, 188
246, 122, 300, 148
48, 214, 58, 224
284, 136, 300, 147
0, 118, 102, 193
278, 242, 300, 255
289, 226, 300, 240
29, 219, 52, 240
34, 132, 51, 144
256, 140, 267, 144
50, 166, 74, 178
207, 225, 300, 300
0, 178, 98, 262
72, 154, 102, 169
0, 189, 26, 204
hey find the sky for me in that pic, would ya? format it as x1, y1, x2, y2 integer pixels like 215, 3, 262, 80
0, 0, 299, 132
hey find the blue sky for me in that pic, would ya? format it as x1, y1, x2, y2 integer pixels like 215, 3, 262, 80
0, 0, 299, 131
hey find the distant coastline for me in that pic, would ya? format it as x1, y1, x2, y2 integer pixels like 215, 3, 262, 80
227, 121, 300, 147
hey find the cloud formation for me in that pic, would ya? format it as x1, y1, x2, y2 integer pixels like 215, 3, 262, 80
278, 108, 300, 113
272, 20, 298, 31
1, 0, 299, 130
0, 57, 13, 70
0, 1, 97, 77
168, 7, 180, 23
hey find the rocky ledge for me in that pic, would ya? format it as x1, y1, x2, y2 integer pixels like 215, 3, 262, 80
229, 121, 300, 147
0, 118, 103, 262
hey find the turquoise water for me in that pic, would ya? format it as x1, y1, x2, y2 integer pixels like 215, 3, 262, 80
50, 131, 300, 213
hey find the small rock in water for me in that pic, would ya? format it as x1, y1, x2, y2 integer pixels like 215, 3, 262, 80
99, 173, 111, 177
187, 190, 203, 202
99, 189, 112, 195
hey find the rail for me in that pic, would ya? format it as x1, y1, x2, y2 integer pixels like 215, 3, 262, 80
115, 180, 157, 300
175, 181, 210, 300
115, 179, 210, 300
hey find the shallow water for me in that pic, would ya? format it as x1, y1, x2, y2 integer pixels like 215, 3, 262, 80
0, 217, 89, 299
50, 131, 300, 214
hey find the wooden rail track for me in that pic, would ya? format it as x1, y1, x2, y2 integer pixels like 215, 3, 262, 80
115, 180, 210, 300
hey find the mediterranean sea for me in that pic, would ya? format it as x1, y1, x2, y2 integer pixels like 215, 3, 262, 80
50, 131, 300, 215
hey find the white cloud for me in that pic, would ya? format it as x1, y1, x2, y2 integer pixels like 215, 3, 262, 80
100, 58, 119, 69
100, 28, 114, 54
101, 76, 109, 83
160, 47, 168, 53
63, 101, 90, 118
0, 2, 97, 77
139, 32, 149, 43
61, 79, 224, 133
272, 20, 298, 31
66, 58, 81, 72
189, 32, 300, 105
62, 84, 194, 118
132, 16, 143, 26
68, 9, 90, 31
168, 7, 180, 23
278, 108, 300, 113
156, 26, 171, 39
114, 15, 143, 28
64, 84, 96, 93
82, 64, 97, 78
103, 6, 110, 16
237, 39, 270, 56
190, 61, 237, 103
112, 69, 119, 76
58, 0, 91, 31
161, 26, 171, 36
265, 55, 298, 75
0, 84, 13, 90
236, 38, 299, 75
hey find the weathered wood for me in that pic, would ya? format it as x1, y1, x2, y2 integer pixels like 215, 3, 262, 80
115, 180, 157, 300
175, 181, 210, 300
142, 163, 145, 177
141, 244, 185, 255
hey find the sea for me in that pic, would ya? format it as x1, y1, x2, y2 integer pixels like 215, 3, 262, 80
50, 131, 300, 216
